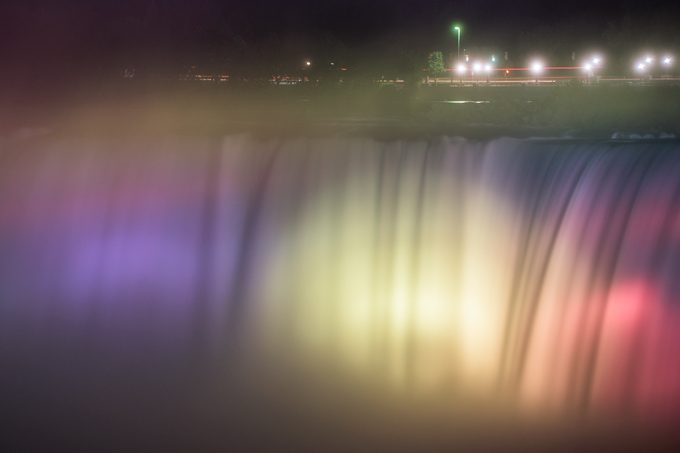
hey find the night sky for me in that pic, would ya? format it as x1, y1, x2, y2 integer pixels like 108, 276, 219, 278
1, 0, 679, 78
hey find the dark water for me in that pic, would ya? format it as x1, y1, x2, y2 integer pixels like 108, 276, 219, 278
1, 135, 680, 450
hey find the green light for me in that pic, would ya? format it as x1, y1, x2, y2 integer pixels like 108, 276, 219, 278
451, 24, 462, 61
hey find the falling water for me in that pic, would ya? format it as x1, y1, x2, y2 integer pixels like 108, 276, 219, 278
2, 134, 680, 446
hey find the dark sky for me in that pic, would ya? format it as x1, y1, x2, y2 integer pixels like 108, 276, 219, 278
1, 0, 679, 74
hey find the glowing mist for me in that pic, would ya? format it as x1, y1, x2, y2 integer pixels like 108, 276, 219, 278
2, 136, 680, 423
254, 137, 680, 417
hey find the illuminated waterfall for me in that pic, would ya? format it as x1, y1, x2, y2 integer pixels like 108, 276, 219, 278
1, 135, 679, 420
255, 137, 680, 417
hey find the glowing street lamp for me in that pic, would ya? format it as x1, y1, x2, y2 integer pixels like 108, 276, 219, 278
456, 62, 467, 84
582, 62, 593, 75
451, 24, 462, 60
582, 55, 603, 82
635, 61, 649, 80
662, 56, 673, 67
483, 63, 493, 82
529, 60, 544, 84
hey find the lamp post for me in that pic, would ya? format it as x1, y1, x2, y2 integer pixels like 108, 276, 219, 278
662, 56, 673, 77
452, 25, 462, 61
635, 61, 648, 82
456, 63, 466, 85
530, 60, 544, 84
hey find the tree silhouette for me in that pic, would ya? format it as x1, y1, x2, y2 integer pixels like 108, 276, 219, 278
427, 51, 445, 85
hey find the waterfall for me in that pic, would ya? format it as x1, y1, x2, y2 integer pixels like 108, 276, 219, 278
2, 135, 679, 424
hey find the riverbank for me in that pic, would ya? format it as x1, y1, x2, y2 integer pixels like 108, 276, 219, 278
2, 82, 680, 140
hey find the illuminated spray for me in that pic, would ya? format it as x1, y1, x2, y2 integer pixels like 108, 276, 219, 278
257, 138, 680, 417
2, 136, 680, 419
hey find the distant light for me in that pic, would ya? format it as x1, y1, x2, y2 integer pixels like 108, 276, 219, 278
530, 60, 544, 75
456, 63, 467, 75
491, 55, 496, 63
305, 60, 312, 67
636, 62, 647, 73
484, 63, 493, 74
472, 61, 482, 73
582, 63, 593, 73
592, 56, 601, 65
663, 56, 673, 66
645, 55, 654, 64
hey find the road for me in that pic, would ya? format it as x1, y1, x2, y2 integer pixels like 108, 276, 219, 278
383, 76, 680, 86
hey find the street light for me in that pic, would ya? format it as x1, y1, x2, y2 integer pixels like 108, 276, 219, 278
588, 53, 603, 66
582, 55, 603, 83
582, 62, 594, 84
530, 60, 544, 84
451, 24, 462, 60
484, 63, 493, 83
530, 60, 544, 74
635, 61, 648, 80
456, 63, 466, 84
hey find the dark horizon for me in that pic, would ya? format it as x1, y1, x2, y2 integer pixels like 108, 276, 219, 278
2, 0, 680, 82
